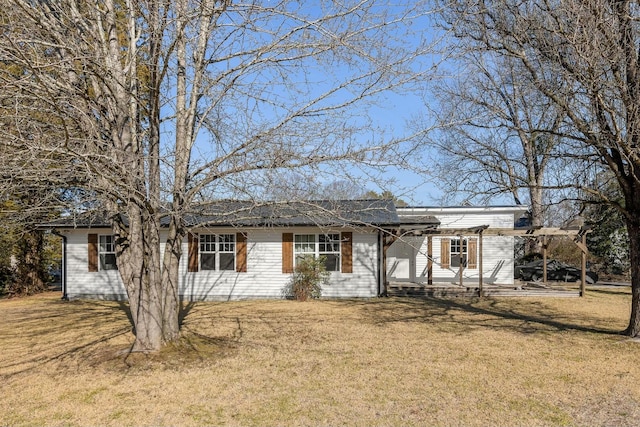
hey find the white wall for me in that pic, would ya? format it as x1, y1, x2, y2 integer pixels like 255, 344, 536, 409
387, 236, 515, 285
61, 226, 380, 300
63, 228, 126, 299
388, 208, 520, 285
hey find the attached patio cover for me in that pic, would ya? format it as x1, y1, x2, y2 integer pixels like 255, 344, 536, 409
381, 220, 592, 297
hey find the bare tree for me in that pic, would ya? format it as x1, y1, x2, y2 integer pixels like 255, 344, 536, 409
0, 1, 432, 351
421, 50, 573, 232
440, 0, 640, 336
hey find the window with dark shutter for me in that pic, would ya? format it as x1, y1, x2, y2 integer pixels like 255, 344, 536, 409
188, 232, 199, 272
441, 238, 450, 269
467, 238, 478, 269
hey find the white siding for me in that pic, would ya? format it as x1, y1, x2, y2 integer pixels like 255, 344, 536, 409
432, 209, 517, 284
183, 227, 379, 300
62, 226, 380, 300
389, 207, 522, 285
428, 235, 515, 285
388, 235, 515, 285
64, 228, 126, 299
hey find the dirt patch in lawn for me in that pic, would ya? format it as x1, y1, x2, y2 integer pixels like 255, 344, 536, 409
1, 289, 639, 426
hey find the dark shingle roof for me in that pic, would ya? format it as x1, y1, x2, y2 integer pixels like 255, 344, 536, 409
185, 199, 400, 227
39, 199, 420, 229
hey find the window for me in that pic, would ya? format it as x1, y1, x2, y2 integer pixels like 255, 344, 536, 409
448, 237, 479, 269
294, 234, 341, 272
99, 235, 118, 270
319, 234, 341, 272
199, 234, 235, 271
450, 238, 467, 268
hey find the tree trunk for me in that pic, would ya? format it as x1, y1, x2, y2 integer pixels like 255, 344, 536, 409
624, 216, 640, 336
528, 185, 545, 254
114, 205, 164, 352
161, 217, 183, 342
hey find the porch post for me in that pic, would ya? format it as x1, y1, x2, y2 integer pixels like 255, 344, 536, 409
542, 235, 548, 283
382, 234, 388, 296
381, 230, 398, 297
580, 233, 587, 297
478, 230, 483, 297
427, 235, 433, 285
459, 234, 464, 288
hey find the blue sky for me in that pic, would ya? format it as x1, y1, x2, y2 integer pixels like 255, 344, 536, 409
162, 1, 448, 206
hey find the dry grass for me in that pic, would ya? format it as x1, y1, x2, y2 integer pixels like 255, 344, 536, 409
1, 288, 639, 426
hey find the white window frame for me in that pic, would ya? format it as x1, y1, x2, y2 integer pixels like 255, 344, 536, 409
294, 233, 341, 272
199, 234, 235, 271
450, 237, 473, 268
98, 235, 118, 271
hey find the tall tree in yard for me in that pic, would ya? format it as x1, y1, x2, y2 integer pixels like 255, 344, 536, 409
440, 0, 640, 335
0, 1, 431, 351
423, 53, 568, 232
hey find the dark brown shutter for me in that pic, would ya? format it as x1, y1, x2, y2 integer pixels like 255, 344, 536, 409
188, 232, 199, 272
282, 233, 293, 273
236, 232, 247, 273
441, 238, 450, 269
341, 232, 353, 273
468, 238, 478, 269
88, 233, 98, 272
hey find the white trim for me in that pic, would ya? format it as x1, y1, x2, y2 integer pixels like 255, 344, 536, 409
199, 233, 236, 271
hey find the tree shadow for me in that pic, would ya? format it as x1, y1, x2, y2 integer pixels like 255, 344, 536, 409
353, 291, 623, 336
0, 295, 133, 379
179, 299, 197, 328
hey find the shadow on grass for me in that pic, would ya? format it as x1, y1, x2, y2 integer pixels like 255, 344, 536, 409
0, 293, 248, 378
354, 289, 627, 336
2, 288, 629, 379
0, 294, 134, 379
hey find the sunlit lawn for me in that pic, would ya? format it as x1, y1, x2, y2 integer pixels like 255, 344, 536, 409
1, 287, 639, 426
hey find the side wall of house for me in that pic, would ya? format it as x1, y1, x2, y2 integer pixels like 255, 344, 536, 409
429, 210, 515, 285
426, 235, 514, 285
387, 235, 515, 285
64, 228, 127, 299
61, 227, 379, 300
388, 209, 517, 285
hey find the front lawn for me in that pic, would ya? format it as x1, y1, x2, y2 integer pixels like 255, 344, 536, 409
1, 288, 638, 426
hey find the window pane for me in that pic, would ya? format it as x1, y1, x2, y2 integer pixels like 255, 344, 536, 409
294, 234, 315, 253
100, 253, 118, 270
200, 234, 216, 253
323, 254, 340, 272
295, 254, 314, 265
219, 234, 235, 252
220, 253, 235, 271
451, 238, 460, 254
201, 253, 216, 270
319, 234, 340, 252
450, 254, 467, 268
99, 235, 114, 253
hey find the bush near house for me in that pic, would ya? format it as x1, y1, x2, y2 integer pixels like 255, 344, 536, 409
287, 256, 330, 301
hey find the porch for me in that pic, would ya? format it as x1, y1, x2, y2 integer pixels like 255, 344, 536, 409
386, 280, 581, 298
382, 216, 592, 298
